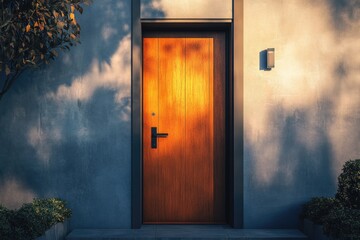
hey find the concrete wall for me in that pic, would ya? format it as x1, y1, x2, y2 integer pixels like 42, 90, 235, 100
243, 0, 360, 228
0, 0, 359, 230
0, 0, 132, 229
140, 0, 232, 19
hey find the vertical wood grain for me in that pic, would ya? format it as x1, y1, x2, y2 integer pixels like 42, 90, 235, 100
157, 38, 186, 222
185, 38, 213, 222
143, 34, 226, 224
143, 38, 159, 223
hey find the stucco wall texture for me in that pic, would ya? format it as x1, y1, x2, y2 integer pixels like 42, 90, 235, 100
0, 0, 359, 230
0, 0, 132, 229
243, 0, 360, 228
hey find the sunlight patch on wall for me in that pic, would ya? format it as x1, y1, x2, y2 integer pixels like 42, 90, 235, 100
48, 34, 131, 121
244, 0, 360, 185
27, 34, 132, 163
27, 126, 62, 165
0, 178, 36, 209
141, 0, 232, 19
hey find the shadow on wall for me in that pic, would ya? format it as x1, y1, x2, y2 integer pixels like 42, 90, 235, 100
0, 0, 132, 229
0, 0, 359, 230
329, 0, 360, 30
141, 0, 165, 18
140, 0, 232, 19
244, 0, 360, 228
327, 0, 360, 174
245, 102, 336, 228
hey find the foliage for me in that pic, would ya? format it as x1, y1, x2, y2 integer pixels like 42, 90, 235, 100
301, 159, 360, 239
323, 207, 360, 240
0, 198, 72, 240
0, 205, 13, 240
301, 197, 340, 224
336, 159, 360, 209
0, 0, 91, 100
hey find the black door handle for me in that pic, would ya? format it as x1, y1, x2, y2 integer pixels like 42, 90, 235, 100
151, 127, 168, 149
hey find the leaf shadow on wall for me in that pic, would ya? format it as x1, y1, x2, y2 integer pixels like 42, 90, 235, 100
244, 0, 360, 228
245, 101, 336, 228
329, 0, 360, 31
0, 0, 133, 228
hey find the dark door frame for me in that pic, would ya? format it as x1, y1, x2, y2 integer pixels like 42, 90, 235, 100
131, 0, 244, 229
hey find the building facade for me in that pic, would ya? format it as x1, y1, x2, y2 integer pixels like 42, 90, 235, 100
0, 0, 359, 230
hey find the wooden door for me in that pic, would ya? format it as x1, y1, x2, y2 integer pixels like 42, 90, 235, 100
143, 33, 226, 224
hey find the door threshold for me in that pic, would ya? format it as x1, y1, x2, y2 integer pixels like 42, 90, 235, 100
66, 228, 307, 239
141, 224, 232, 229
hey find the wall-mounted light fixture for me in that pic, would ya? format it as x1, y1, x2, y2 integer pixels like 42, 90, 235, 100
267, 48, 275, 69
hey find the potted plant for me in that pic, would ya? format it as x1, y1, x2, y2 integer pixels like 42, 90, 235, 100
301, 197, 338, 240
0, 198, 71, 240
323, 207, 360, 240
335, 159, 360, 210
300, 159, 360, 240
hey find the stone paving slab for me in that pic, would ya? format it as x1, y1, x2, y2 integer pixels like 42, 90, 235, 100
66, 226, 308, 240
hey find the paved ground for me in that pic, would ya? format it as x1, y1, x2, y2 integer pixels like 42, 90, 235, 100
66, 225, 308, 240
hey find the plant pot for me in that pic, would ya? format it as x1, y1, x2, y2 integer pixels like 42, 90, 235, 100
36, 220, 69, 240
303, 218, 314, 239
302, 219, 330, 240
313, 223, 330, 240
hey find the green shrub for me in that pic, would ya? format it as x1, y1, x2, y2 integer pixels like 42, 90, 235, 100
301, 197, 340, 224
0, 205, 13, 240
323, 207, 360, 240
300, 159, 360, 239
0, 198, 71, 240
32, 198, 72, 225
336, 159, 360, 209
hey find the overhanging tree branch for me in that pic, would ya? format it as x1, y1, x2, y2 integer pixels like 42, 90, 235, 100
0, 69, 23, 101
0, 0, 91, 101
